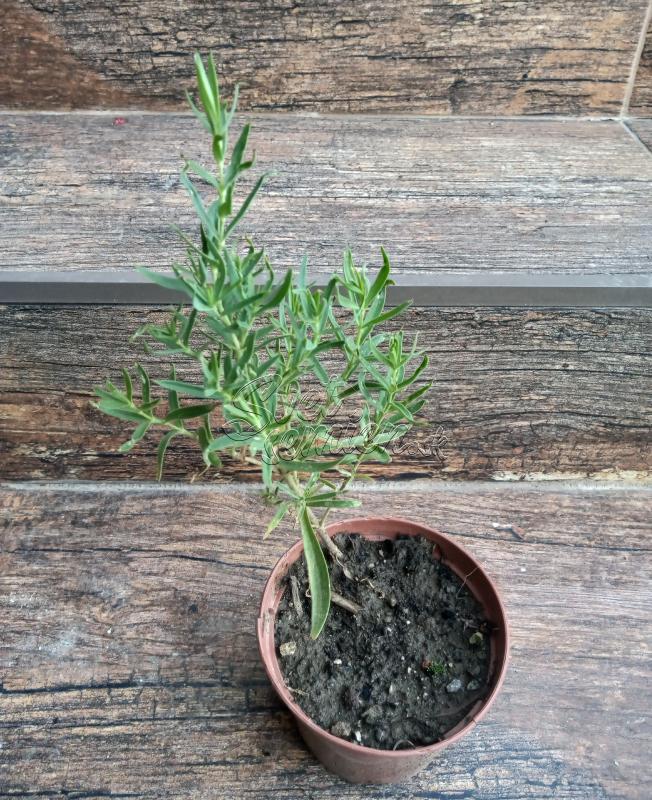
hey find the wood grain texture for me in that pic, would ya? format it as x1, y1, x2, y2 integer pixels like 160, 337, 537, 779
1, 482, 650, 798
630, 18, 652, 114
1, 305, 650, 482
2, 115, 652, 277
629, 117, 652, 150
1, 0, 648, 115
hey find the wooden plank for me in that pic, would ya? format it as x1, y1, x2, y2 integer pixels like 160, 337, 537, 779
1, 482, 650, 798
630, 18, 652, 114
0, 305, 650, 482
1, 115, 652, 280
629, 117, 652, 151
1, 0, 648, 115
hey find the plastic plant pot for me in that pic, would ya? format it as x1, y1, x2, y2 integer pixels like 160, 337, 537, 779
257, 516, 510, 784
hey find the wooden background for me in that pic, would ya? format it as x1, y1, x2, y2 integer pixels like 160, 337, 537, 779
2, 114, 651, 278
1, 4, 651, 798
1, 305, 649, 482
2, 0, 651, 115
1, 482, 650, 799
631, 21, 652, 113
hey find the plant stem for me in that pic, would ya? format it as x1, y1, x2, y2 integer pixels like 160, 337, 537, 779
306, 506, 346, 562
331, 591, 361, 615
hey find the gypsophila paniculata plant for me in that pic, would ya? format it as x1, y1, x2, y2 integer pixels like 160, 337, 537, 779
94, 54, 432, 638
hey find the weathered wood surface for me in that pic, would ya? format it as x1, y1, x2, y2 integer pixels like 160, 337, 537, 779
2, 0, 649, 115
2, 115, 652, 279
1, 482, 650, 798
1, 305, 650, 482
631, 17, 652, 115
629, 117, 652, 151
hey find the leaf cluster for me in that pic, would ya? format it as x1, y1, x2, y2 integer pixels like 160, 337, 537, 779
94, 54, 432, 638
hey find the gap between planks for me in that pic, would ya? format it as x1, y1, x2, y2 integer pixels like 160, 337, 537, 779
621, 0, 652, 116
3, 479, 652, 495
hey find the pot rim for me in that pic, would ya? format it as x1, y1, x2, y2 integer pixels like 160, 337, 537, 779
257, 515, 510, 758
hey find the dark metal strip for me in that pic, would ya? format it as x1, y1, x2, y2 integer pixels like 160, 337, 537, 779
1, 270, 650, 307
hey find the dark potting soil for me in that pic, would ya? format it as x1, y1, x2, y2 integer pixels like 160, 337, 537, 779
274, 533, 491, 751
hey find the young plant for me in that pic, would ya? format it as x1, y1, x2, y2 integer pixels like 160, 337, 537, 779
94, 54, 431, 639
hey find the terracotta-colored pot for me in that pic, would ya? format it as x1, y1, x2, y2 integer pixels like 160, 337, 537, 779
257, 516, 509, 784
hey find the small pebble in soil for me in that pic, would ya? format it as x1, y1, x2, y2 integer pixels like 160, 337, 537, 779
363, 705, 383, 723
275, 533, 491, 750
331, 721, 351, 738
279, 641, 296, 657
376, 728, 388, 744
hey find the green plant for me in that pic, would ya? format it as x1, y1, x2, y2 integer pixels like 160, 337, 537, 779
422, 660, 447, 677
94, 54, 431, 639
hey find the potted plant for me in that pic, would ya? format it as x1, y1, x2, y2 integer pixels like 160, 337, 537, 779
94, 54, 509, 784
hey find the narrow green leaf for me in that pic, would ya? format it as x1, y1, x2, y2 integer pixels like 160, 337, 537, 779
156, 431, 176, 481
198, 420, 222, 468
311, 338, 343, 356
167, 366, 180, 413
194, 53, 217, 124
121, 369, 133, 401
406, 398, 427, 415
299, 509, 331, 639
264, 502, 289, 539
227, 290, 268, 314
155, 379, 208, 398
219, 185, 233, 217
96, 404, 149, 423
94, 386, 124, 404
311, 356, 329, 386
185, 159, 219, 188
403, 382, 432, 404
362, 301, 411, 335
180, 172, 213, 234
225, 83, 240, 126
260, 269, 292, 310
207, 432, 258, 452
362, 445, 391, 464
342, 249, 356, 285
305, 495, 361, 509
206, 52, 221, 109
137, 268, 188, 294
238, 332, 255, 368
185, 90, 211, 133
118, 420, 150, 453
398, 354, 429, 388
164, 403, 215, 423
225, 123, 250, 184
225, 172, 268, 237
337, 383, 361, 401
262, 457, 273, 490
136, 364, 151, 404
181, 308, 197, 346
391, 399, 415, 423
367, 247, 390, 305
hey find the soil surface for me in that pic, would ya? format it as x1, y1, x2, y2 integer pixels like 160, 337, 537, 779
275, 533, 491, 750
